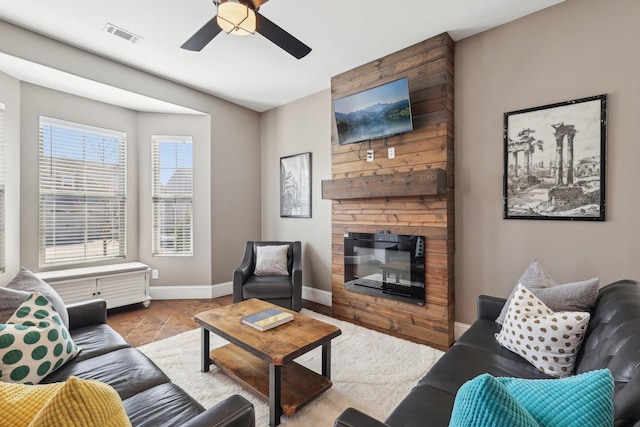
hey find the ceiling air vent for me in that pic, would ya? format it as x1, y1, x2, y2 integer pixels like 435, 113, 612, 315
103, 23, 142, 44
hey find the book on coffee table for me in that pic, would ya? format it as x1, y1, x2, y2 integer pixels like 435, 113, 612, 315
241, 308, 294, 331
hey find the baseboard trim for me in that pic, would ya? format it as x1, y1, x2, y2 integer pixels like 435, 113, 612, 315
150, 282, 232, 300
454, 321, 471, 341
302, 286, 332, 306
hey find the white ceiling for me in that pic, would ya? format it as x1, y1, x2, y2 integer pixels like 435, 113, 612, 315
0, 0, 564, 113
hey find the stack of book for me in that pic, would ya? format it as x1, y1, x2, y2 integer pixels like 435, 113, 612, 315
241, 308, 294, 331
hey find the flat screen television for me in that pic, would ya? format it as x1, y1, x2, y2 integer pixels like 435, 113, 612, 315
333, 77, 414, 145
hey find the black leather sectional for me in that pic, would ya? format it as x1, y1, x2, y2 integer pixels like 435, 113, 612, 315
41, 299, 255, 427
335, 280, 640, 427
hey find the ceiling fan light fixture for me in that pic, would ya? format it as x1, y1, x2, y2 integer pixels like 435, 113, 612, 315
216, 1, 256, 36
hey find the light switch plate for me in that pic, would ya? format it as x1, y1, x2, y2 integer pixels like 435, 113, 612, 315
366, 149, 374, 162
388, 147, 395, 159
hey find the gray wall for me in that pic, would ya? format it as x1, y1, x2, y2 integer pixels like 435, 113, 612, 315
137, 113, 211, 286
0, 20, 262, 287
260, 90, 333, 293
19, 83, 140, 270
0, 71, 21, 283
260, 0, 640, 319
454, 0, 640, 323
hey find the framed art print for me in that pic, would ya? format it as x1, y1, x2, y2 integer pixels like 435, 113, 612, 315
503, 94, 607, 221
280, 152, 312, 218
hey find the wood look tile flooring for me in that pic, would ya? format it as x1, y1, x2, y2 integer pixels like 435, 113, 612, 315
106, 296, 233, 347
106, 297, 330, 347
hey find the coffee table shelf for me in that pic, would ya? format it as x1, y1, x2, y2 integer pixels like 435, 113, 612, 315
209, 343, 332, 416
195, 299, 341, 426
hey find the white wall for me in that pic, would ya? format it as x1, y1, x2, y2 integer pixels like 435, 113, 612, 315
454, 0, 640, 323
0, 72, 21, 284
260, 90, 333, 293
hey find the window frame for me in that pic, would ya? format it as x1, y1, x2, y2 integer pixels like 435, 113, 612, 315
38, 116, 127, 266
151, 135, 194, 257
0, 104, 5, 272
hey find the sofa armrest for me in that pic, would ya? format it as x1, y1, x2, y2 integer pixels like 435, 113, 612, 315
182, 395, 255, 427
66, 299, 108, 331
334, 408, 390, 427
477, 295, 506, 321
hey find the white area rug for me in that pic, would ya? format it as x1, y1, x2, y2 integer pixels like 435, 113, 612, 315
138, 309, 443, 427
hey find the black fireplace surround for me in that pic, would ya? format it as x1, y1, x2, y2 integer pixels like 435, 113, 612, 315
344, 231, 425, 305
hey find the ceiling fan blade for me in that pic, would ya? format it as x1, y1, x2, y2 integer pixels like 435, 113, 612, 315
255, 12, 311, 59
181, 17, 222, 51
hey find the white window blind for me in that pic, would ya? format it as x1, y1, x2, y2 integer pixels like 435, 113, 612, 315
0, 104, 5, 272
152, 136, 193, 256
39, 117, 126, 265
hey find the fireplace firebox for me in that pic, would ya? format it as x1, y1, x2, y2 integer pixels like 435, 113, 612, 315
343, 231, 425, 305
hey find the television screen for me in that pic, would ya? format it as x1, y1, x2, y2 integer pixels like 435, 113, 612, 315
333, 77, 413, 145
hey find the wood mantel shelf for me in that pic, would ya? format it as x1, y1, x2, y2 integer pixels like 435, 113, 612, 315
321, 169, 447, 200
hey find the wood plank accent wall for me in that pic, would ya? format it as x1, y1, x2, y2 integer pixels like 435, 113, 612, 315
327, 33, 455, 349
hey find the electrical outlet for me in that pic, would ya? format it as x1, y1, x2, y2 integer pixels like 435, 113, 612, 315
388, 147, 395, 159
366, 149, 374, 162
152, 269, 159, 280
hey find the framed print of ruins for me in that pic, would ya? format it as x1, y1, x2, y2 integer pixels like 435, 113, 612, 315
503, 94, 607, 221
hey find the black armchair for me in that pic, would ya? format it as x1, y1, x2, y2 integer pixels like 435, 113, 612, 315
232, 241, 302, 312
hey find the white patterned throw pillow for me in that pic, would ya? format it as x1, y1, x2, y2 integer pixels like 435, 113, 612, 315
254, 245, 289, 276
495, 284, 590, 378
0, 292, 79, 384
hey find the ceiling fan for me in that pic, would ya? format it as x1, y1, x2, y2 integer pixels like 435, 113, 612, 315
181, 0, 311, 59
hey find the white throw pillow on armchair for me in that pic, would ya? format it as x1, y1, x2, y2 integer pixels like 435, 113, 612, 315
254, 245, 290, 276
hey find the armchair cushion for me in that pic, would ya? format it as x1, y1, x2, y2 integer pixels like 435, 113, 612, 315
254, 245, 289, 276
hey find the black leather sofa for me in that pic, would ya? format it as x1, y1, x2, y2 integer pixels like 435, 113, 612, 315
41, 299, 255, 427
335, 279, 640, 427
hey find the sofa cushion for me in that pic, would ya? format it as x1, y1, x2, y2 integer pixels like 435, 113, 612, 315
70, 324, 131, 362
495, 284, 590, 378
496, 259, 599, 325
123, 382, 204, 426
454, 320, 543, 366
419, 344, 551, 396
0, 292, 79, 384
6, 267, 70, 330
449, 370, 614, 427
0, 376, 131, 427
254, 245, 289, 276
41, 347, 169, 400
385, 384, 455, 427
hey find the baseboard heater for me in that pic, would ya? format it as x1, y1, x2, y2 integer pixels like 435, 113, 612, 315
35, 262, 151, 309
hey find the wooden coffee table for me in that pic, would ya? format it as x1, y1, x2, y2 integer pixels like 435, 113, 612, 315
195, 299, 342, 426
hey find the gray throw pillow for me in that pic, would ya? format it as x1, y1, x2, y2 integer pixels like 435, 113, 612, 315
254, 245, 289, 276
496, 259, 599, 325
6, 267, 70, 329
0, 287, 31, 323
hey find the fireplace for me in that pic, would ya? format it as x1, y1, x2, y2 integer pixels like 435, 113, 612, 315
343, 231, 425, 305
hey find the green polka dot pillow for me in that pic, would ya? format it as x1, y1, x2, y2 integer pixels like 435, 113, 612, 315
495, 284, 590, 378
0, 292, 79, 384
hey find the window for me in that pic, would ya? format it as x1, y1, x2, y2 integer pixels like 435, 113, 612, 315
0, 104, 5, 272
152, 136, 193, 256
39, 117, 126, 265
